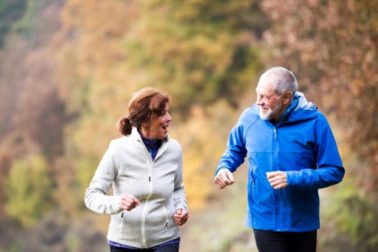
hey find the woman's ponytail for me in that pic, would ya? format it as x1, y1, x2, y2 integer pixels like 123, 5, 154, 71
117, 117, 133, 136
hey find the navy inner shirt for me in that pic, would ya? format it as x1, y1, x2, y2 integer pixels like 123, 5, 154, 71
140, 135, 162, 160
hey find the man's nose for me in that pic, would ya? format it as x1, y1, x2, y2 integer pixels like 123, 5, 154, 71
256, 97, 264, 106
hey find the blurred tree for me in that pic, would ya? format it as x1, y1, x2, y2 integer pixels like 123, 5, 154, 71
11, 0, 64, 44
58, 0, 139, 160
261, 0, 378, 197
172, 101, 238, 209
53, 157, 82, 217
0, 0, 66, 158
54, 155, 104, 216
121, 0, 267, 112
0, 0, 67, 225
60, 0, 267, 113
0, 0, 27, 47
5, 154, 54, 227
322, 179, 378, 251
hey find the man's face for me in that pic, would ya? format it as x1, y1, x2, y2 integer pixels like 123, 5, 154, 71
255, 81, 285, 121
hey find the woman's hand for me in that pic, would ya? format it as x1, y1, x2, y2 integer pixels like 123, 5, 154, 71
119, 194, 140, 211
173, 208, 189, 226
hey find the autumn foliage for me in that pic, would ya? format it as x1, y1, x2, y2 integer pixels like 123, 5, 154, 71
0, 0, 377, 251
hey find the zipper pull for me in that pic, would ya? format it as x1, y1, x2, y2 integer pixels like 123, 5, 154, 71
149, 176, 151, 182
121, 212, 124, 218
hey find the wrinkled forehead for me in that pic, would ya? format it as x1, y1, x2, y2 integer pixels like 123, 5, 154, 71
256, 79, 275, 95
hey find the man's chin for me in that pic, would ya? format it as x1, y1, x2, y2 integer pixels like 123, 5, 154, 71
259, 112, 271, 120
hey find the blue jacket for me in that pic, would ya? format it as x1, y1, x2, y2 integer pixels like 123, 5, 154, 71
216, 92, 345, 232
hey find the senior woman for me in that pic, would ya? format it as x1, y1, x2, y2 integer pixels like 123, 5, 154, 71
84, 87, 189, 252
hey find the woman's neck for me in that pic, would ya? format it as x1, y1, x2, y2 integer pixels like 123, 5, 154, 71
139, 127, 153, 140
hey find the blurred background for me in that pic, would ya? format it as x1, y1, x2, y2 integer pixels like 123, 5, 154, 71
0, 0, 377, 251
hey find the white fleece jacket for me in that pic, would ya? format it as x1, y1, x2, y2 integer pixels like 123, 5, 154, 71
84, 128, 188, 248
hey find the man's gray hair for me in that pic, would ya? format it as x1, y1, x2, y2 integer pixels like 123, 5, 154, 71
259, 66, 298, 95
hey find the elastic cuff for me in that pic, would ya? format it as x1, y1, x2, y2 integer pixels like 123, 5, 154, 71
111, 195, 123, 214
286, 171, 294, 186
215, 167, 230, 176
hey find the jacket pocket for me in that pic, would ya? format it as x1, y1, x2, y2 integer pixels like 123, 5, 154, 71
162, 206, 170, 233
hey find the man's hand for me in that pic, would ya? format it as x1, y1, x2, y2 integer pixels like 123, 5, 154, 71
119, 194, 140, 211
214, 169, 235, 189
266, 171, 288, 189
173, 208, 189, 226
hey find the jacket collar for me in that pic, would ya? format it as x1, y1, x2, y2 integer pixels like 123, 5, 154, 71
278, 93, 300, 122
130, 127, 169, 161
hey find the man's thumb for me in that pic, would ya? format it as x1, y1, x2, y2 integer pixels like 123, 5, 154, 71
227, 171, 235, 183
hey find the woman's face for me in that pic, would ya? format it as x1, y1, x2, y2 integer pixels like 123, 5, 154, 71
142, 103, 172, 140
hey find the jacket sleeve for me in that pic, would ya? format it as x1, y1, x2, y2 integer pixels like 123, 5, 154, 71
173, 147, 188, 211
286, 115, 345, 188
215, 122, 247, 175
84, 142, 122, 215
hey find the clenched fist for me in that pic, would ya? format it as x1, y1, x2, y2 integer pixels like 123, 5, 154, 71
119, 194, 140, 211
214, 169, 235, 189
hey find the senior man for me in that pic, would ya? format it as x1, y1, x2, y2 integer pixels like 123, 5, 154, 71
214, 66, 345, 252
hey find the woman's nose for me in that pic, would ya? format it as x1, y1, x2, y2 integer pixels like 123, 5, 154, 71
166, 112, 172, 122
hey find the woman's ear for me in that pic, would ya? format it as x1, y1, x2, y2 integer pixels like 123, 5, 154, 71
141, 122, 150, 130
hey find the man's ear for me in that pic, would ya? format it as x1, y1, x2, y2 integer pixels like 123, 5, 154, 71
283, 91, 293, 105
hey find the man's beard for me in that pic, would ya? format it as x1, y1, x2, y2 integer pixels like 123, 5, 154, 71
258, 100, 282, 120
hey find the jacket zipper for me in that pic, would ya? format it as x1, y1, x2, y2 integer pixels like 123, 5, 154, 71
141, 153, 153, 248
139, 139, 168, 247
272, 126, 279, 230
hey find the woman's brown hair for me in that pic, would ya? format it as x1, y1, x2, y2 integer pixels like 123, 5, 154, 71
117, 87, 169, 136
